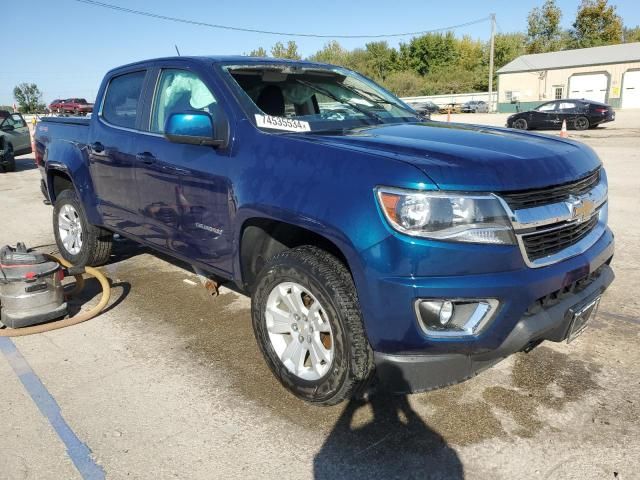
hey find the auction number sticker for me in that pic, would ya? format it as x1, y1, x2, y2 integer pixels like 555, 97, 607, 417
255, 114, 311, 132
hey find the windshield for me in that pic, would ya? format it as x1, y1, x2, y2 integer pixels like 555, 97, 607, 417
222, 64, 420, 133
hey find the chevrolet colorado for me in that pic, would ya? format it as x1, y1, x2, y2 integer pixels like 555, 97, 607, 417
35, 56, 614, 405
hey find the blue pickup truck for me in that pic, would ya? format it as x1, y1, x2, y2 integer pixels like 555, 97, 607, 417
35, 56, 614, 405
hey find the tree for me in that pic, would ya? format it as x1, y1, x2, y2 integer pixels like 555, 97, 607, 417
493, 33, 527, 70
364, 41, 396, 80
13, 83, 45, 113
248, 47, 267, 57
623, 26, 640, 43
271, 41, 301, 60
571, 0, 623, 48
381, 71, 425, 97
399, 32, 459, 76
308, 41, 350, 66
526, 0, 564, 53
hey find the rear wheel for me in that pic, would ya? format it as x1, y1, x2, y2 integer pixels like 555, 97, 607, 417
512, 118, 528, 130
53, 189, 113, 266
252, 246, 374, 406
574, 116, 590, 130
2, 144, 15, 172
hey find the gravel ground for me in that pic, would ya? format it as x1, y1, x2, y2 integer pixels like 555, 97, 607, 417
0, 111, 639, 480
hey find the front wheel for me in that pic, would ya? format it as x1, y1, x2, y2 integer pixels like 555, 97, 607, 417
2, 144, 15, 172
251, 246, 374, 406
574, 116, 590, 130
512, 118, 528, 130
53, 189, 113, 266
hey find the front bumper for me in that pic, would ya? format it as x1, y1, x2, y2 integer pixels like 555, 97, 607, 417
376, 263, 614, 393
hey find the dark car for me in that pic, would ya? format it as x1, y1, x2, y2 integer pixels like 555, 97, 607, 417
461, 100, 489, 113
412, 100, 439, 116
507, 99, 615, 131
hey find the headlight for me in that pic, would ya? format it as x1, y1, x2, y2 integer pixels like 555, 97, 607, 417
376, 187, 515, 244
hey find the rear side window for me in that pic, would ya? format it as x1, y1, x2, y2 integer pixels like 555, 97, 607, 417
102, 71, 146, 129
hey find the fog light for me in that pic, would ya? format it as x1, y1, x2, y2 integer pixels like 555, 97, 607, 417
439, 301, 454, 325
415, 299, 499, 337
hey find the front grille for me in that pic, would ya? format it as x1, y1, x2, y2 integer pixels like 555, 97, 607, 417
522, 214, 599, 261
501, 169, 601, 210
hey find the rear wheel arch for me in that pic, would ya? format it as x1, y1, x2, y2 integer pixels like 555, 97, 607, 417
47, 169, 75, 203
239, 218, 353, 292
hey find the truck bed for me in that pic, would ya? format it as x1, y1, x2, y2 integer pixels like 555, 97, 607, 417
41, 116, 91, 127
37, 116, 90, 151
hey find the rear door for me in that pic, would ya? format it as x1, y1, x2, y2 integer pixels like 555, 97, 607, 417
89, 69, 149, 234
556, 101, 579, 126
133, 66, 234, 269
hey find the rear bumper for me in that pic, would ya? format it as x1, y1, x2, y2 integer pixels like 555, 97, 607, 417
375, 264, 614, 393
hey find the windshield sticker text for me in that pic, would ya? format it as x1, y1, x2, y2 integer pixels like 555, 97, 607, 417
255, 114, 310, 132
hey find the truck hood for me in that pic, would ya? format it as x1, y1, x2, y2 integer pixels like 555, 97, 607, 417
301, 122, 601, 191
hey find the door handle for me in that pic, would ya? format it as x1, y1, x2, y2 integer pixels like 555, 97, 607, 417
135, 152, 156, 165
90, 142, 104, 153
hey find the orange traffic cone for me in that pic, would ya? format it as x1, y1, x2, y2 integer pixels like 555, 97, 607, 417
560, 119, 568, 138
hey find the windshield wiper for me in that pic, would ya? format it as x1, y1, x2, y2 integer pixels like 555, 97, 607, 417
293, 79, 384, 125
341, 84, 423, 120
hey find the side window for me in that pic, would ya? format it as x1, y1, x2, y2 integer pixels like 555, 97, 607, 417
11, 114, 26, 127
102, 71, 146, 129
537, 102, 556, 112
557, 102, 576, 112
151, 69, 218, 133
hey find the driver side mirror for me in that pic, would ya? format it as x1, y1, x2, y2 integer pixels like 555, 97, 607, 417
164, 112, 225, 148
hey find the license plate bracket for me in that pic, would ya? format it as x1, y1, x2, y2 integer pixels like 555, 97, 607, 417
566, 296, 601, 343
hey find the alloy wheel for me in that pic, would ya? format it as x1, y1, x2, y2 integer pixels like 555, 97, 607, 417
265, 281, 334, 381
58, 204, 83, 255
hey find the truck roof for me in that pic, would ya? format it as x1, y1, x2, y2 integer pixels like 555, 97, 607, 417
107, 55, 335, 75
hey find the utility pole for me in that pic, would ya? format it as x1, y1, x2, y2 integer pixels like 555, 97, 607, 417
488, 13, 496, 112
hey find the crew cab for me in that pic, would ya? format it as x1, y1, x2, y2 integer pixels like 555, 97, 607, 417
35, 56, 615, 405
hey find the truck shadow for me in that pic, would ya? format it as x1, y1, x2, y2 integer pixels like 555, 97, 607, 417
313, 366, 464, 480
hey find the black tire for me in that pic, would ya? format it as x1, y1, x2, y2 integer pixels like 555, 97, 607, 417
512, 118, 528, 130
53, 189, 113, 266
252, 246, 374, 406
2, 144, 16, 172
574, 116, 590, 130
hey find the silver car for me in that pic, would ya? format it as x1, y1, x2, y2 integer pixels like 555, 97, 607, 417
0, 111, 32, 172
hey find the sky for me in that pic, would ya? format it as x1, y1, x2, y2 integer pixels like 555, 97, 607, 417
2, 0, 640, 105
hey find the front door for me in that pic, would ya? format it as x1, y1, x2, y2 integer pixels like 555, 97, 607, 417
532, 101, 559, 129
134, 68, 234, 271
88, 70, 148, 234
0, 113, 31, 154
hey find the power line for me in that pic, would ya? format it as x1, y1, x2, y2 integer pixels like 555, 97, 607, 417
72, 0, 490, 39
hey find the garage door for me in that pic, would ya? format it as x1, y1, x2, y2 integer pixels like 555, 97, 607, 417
622, 71, 640, 109
569, 74, 608, 103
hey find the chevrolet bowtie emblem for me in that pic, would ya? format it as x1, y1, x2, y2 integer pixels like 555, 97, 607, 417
569, 197, 595, 222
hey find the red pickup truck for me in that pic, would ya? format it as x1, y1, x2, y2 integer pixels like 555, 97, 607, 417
49, 98, 94, 115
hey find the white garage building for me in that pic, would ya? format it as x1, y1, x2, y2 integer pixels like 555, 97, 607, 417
497, 42, 640, 112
